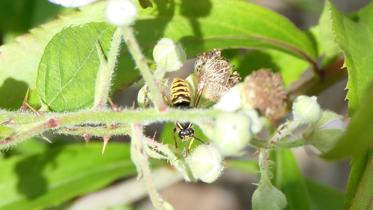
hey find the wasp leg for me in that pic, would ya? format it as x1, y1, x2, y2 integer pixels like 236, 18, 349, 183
172, 127, 178, 148
185, 138, 195, 156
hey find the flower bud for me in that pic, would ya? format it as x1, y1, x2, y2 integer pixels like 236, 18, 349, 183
48, 0, 97, 7
187, 145, 224, 183
252, 182, 287, 210
106, 0, 138, 27
153, 38, 186, 72
137, 85, 150, 108
214, 84, 242, 112
292, 95, 322, 124
205, 113, 251, 156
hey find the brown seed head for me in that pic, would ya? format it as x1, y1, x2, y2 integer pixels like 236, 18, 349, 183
194, 49, 241, 102
243, 69, 287, 121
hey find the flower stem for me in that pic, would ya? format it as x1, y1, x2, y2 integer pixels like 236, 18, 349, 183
131, 124, 167, 210
121, 27, 166, 111
93, 28, 123, 109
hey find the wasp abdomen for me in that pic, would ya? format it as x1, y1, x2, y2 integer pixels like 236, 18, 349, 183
170, 78, 191, 108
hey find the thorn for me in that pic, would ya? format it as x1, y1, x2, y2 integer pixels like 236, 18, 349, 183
108, 97, 120, 112
152, 131, 157, 141
40, 135, 52, 144
102, 136, 111, 155
83, 133, 92, 143
131, 101, 136, 110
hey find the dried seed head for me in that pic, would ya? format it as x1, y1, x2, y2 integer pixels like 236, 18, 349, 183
242, 69, 287, 121
194, 49, 241, 102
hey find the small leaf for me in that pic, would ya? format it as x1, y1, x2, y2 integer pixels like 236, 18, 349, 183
309, 1, 340, 67
37, 23, 115, 111
0, 143, 135, 210
273, 149, 311, 210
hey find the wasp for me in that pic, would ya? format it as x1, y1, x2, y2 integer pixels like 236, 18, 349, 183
165, 77, 204, 154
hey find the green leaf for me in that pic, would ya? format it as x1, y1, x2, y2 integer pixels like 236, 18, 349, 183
36, 23, 115, 111
0, 2, 107, 109
137, 0, 317, 60
309, 1, 340, 67
273, 149, 311, 210
0, 143, 135, 210
327, 1, 373, 111
305, 178, 344, 210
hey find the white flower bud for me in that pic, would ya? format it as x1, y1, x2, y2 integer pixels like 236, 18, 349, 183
48, 0, 97, 7
205, 113, 251, 156
214, 84, 242, 112
153, 38, 186, 72
106, 0, 138, 27
187, 145, 224, 183
137, 85, 149, 108
292, 95, 322, 124
252, 182, 287, 210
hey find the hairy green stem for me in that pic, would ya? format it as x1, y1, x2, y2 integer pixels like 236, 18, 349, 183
93, 28, 123, 109
0, 108, 219, 149
121, 27, 166, 111
131, 124, 167, 210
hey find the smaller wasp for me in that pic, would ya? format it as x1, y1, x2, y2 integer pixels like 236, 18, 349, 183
164, 77, 204, 154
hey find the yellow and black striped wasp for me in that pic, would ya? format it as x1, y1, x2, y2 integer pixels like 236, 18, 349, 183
164, 77, 205, 154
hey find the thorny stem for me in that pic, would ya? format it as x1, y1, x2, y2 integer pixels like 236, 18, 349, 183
0, 108, 219, 149
121, 27, 166, 111
93, 28, 123, 109
131, 124, 167, 210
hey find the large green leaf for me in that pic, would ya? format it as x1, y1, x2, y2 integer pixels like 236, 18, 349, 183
136, 0, 317, 60
36, 23, 115, 111
273, 149, 311, 210
327, 1, 373, 112
0, 2, 107, 109
0, 143, 135, 210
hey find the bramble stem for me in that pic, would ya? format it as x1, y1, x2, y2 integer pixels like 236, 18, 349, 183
121, 27, 166, 111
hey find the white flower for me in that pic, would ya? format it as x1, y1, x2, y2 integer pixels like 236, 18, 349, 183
48, 0, 98, 7
187, 145, 224, 183
106, 0, 138, 27
292, 95, 322, 124
204, 113, 251, 156
214, 84, 242, 112
153, 38, 186, 72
